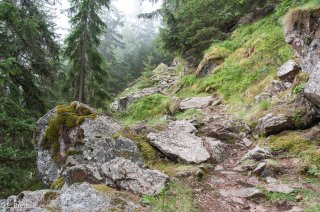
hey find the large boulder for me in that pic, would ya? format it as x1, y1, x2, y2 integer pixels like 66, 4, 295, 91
5, 183, 141, 211
34, 102, 168, 195
147, 121, 211, 164
179, 96, 213, 110
285, 7, 320, 107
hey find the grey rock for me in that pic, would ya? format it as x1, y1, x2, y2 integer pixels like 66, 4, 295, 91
204, 138, 228, 163
243, 138, 253, 147
34, 103, 172, 196
147, 121, 210, 164
253, 162, 266, 175
255, 92, 271, 103
64, 165, 103, 185
174, 171, 193, 178
219, 188, 264, 199
5, 190, 61, 211
241, 147, 272, 161
214, 165, 224, 171
101, 157, 168, 195
258, 113, 293, 135
265, 183, 294, 194
277, 60, 300, 82
55, 182, 140, 212
268, 80, 286, 96
179, 96, 213, 110
284, 82, 293, 89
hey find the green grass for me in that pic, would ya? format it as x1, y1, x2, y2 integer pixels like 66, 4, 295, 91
141, 181, 197, 212
175, 109, 205, 121
197, 16, 294, 99
269, 131, 320, 177
260, 185, 320, 211
126, 94, 170, 121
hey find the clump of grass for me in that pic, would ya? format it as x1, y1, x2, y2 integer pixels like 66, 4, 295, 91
181, 75, 198, 87
126, 94, 170, 121
174, 109, 205, 121
141, 181, 197, 212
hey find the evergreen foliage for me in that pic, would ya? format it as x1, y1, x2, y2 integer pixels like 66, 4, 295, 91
65, 0, 111, 108
0, 0, 60, 197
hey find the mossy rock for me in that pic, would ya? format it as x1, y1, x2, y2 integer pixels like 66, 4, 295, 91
42, 102, 97, 164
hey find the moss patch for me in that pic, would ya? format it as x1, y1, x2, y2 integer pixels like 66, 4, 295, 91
115, 128, 158, 165
50, 177, 65, 190
42, 102, 97, 163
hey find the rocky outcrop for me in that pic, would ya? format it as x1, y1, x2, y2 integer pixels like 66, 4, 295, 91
179, 96, 213, 110
285, 7, 320, 107
147, 121, 211, 164
4, 183, 141, 211
277, 60, 301, 82
34, 102, 168, 195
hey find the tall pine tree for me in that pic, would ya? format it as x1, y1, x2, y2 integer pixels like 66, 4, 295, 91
65, 0, 110, 107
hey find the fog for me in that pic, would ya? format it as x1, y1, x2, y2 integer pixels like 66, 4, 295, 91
52, 0, 162, 39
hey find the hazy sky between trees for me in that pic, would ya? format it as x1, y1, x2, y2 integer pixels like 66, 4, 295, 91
53, 0, 162, 39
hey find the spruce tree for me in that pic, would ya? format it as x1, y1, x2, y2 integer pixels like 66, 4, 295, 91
65, 0, 110, 107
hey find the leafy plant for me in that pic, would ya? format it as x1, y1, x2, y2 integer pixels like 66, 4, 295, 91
293, 84, 304, 94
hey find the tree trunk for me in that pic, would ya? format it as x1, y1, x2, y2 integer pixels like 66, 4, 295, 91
78, 42, 86, 103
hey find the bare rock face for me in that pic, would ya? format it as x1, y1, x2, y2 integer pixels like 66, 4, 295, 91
179, 96, 213, 110
147, 121, 211, 164
285, 7, 320, 107
34, 102, 168, 195
277, 60, 301, 82
101, 157, 169, 195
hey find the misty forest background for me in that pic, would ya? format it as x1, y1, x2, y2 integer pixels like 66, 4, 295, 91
0, 0, 313, 198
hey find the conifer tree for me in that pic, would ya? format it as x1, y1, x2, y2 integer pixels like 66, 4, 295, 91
65, 0, 110, 107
